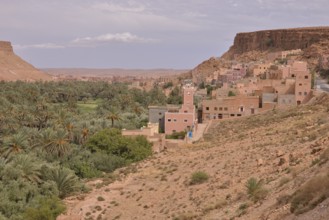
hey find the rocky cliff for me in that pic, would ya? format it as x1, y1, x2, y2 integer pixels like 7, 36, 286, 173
0, 41, 52, 81
222, 27, 329, 59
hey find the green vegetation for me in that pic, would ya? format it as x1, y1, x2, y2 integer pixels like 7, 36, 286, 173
0, 80, 163, 219
228, 90, 236, 97
165, 131, 186, 140
190, 171, 209, 185
245, 177, 268, 202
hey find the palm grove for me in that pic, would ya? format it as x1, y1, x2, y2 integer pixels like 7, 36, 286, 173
0, 80, 180, 220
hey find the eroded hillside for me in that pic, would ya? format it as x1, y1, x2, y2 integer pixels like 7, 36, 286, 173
0, 41, 51, 81
58, 93, 329, 220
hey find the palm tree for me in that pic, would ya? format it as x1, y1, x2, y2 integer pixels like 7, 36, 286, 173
11, 154, 41, 183
107, 111, 122, 127
36, 129, 70, 157
1, 132, 29, 158
43, 166, 80, 198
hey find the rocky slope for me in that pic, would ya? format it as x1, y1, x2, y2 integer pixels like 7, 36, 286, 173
187, 27, 329, 82
58, 92, 329, 220
0, 41, 51, 81
222, 27, 329, 59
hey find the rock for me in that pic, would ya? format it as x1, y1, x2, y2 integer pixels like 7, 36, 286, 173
257, 158, 264, 166
278, 157, 286, 166
276, 150, 285, 157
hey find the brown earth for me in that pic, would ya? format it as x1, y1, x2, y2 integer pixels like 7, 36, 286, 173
0, 41, 51, 81
58, 92, 329, 220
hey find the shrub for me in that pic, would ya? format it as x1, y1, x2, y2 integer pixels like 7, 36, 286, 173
190, 171, 209, 185
165, 131, 186, 140
23, 196, 66, 220
245, 178, 268, 202
97, 196, 105, 201
86, 128, 152, 162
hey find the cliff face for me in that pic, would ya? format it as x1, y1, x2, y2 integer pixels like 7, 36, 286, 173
0, 41, 52, 81
0, 41, 13, 53
222, 27, 329, 59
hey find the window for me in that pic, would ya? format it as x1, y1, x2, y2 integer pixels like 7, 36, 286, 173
292, 74, 295, 77
237, 114, 242, 117
299, 92, 302, 95
305, 75, 309, 79
299, 83, 302, 86
173, 130, 176, 133
230, 114, 235, 117
214, 107, 218, 111
173, 119, 177, 122
168, 119, 171, 122
206, 107, 209, 110
304, 92, 307, 96
159, 112, 162, 115
184, 119, 188, 122
184, 110, 188, 113
219, 107, 223, 111
224, 107, 228, 111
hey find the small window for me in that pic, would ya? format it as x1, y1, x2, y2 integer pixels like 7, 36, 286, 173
206, 107, 209, 110
230, 114, 235, 117
159, 112, 162, 115
173, 130, 176, 133
237, 114, 242, 117
304, 92, 307, 96
173, 119, 177, 122
292, 74, 295, 77
299, 83, 302, 86
184, 110, 188, 113
224, 107, 228, 111
168, 119, 171, 122
299, 92, 302, 95
305, 75, 309, 79
214, 107, 218, 111
219, 107, 223, 111
184, 119, 188, 122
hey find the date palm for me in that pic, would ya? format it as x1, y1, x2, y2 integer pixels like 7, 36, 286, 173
107, 111, 122, 127
1, 132, 29, 158
37, 129, 70, 157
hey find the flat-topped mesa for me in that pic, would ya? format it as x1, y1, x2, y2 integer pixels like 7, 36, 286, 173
0, 41, 13, 53
222, 26, 329, 59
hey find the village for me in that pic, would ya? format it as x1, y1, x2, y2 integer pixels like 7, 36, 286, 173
122, 49, 317, 152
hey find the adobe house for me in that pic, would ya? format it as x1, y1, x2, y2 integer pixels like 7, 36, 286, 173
202, 95, 260, 121
148, 105, 180, 133
164, 84, 197, 134
292, 61, 312, 105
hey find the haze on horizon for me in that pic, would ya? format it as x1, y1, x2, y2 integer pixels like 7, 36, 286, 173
1, 0, 329, 69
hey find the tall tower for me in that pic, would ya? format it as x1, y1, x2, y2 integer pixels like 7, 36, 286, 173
180, 84, 195, 113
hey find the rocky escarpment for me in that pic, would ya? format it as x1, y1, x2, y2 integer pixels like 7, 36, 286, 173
222, 27, 329, 59
0, 41, 52, 81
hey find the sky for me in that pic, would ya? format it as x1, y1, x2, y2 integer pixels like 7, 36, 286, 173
1, 0, 329, 69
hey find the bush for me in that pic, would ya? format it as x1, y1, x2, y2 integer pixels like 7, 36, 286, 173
245, 178, 268, 202
165, 131, 186, 140
190, 171, 209, 185
86, 128, 152, 162
23, 196, 66, 220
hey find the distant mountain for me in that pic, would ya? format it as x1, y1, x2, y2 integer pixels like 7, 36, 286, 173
0, 41, 51, 81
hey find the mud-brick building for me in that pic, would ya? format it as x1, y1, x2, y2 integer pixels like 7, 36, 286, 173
202, 96, 260, 121
164, 85, 197, 134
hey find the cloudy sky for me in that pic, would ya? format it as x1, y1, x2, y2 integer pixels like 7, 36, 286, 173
1, 0, 329, 69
